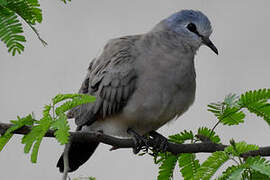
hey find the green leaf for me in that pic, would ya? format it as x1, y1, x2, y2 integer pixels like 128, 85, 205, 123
0, 0, 7, 6
154, 152, 168, 164
179, 153, 200, 180
0, 114, 34, 151
43, 104, 51, 117
6, 0, 43, 25
21, 125, 40, 154
0, 7, 25, 55
250, 171, 270, 180
218, 156, 270, 180
0, 133, 13, 151
219, 107, 245, 125
216, 165, 246, 180
245, 100, 270, 126
21, 115, 52, 163
208, 94, 245, 126
224, 94, 239, 107
208, 94, 239, 114
51, 113, 70, 145
61, 0, 71, 4
194, 151, 229, 180
168, 130, 194, 144
225, 141, 258, 156
52, 93, 89, 105
239, 89, 270, 126
239, 89, 270, 107
0, 0, 46, 55
55, 94, 96, 115
31, 135, 42, 163
158, 154, 178, 180
246, 156, 270, 178
196, 127, 221, 143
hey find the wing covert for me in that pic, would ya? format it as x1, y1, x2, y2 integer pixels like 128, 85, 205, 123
72, 35, 140, 127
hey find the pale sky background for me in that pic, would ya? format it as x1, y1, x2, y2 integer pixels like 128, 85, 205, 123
0, 0, 270, 180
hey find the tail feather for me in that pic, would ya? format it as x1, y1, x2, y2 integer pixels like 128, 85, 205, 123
57, 141, 99, 172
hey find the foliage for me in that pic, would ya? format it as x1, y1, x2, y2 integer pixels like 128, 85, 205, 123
208, 89, 270, 127
0, 114, 34, 151
239, 89, 270, 125
207, 94, 245, 126
178, 153, 200, 180
155, 88, 270, 180
168, 130, 194, 144
0, 0, 71, 56
0, 93, 95, 163
157, 154, 178, 180
197, 127, 220, 143
0, 83, 270, 180
0, 0, 47, 55
61, 0, 71, 4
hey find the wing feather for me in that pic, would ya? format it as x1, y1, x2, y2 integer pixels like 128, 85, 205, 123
71, 35, 141, 127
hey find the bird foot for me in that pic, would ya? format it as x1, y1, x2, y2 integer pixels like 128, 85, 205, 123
149, 131, 168, 152
127, 128, 149, 154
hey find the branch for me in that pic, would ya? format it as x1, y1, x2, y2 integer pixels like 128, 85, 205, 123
0, 122, 269, 157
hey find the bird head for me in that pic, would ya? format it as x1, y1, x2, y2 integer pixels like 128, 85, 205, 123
165, 10, 218, 55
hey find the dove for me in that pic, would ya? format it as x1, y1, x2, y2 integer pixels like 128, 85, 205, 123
57, 9, 218, 172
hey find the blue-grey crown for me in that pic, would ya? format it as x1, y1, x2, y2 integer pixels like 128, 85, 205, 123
165, 10, 212, 36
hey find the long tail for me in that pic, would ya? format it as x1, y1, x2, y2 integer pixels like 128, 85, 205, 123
57, 140, 99, 172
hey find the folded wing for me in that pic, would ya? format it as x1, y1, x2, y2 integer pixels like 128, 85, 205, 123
70, 35, 141, 127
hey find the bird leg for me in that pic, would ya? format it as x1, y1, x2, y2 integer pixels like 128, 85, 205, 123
127, 128, 149, 154
149, 131, 169, 152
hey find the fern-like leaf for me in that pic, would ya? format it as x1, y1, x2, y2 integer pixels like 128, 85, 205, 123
196, 127, 221, 143
0, 6, 25, 55
239, 89, 270, 125
0, 0, 46, 55
218, 156, 270, 180
239, 89, 270, 106
158, 154, 178, 180
194, 151, 229, 180
225, 141, 258, 156
219, 107, 245, 125
21, 115, 52, 163
216, 165, 246, 180
61, 0, 71, 4
0, 0, 7, 6
245, 100, 270, 126
0, 114, 34, 151
6, 0, 42, 25
51, 112, 70, 145
208, 94, 245, 126
52, 94, 93, 105
179, 153, 200, 180
168, 130, 194, 144
55, 94, 96, 115
245, 156, 270, 178
250, 171, 270, 180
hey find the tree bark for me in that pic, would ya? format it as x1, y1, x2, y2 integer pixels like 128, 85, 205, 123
0, 122, 269, 157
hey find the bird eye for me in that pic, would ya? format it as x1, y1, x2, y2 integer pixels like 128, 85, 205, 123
186, 23, 197, 33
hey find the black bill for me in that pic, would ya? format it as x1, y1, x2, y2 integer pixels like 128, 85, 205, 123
202, 37, 218, 55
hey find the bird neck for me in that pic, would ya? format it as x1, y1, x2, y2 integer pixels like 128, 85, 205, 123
141, 22, 198, 55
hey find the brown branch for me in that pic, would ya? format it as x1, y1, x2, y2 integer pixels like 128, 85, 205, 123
0, 122, 269, 157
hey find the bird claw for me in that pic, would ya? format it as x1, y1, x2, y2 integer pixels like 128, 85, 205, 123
127, 128, 150, 154
150, 131, 169, 153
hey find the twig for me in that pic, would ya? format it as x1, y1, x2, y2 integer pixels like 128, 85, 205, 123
62, 141, 71, 180
0, 122, 270, 157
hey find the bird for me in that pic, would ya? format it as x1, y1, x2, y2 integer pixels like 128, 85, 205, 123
57, 9, 218, 173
